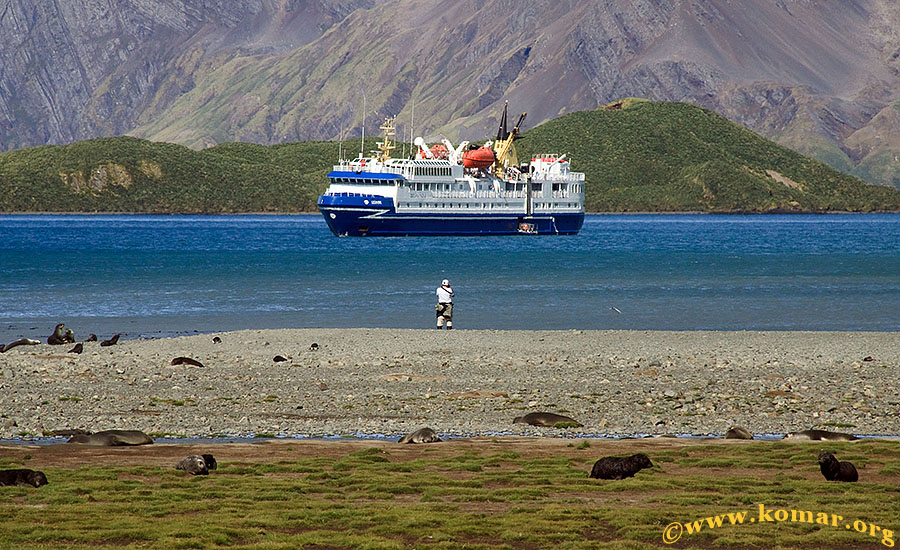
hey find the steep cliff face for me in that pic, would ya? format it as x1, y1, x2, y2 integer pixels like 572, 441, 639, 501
2, 0, 900, 187
0, 0, 370, 149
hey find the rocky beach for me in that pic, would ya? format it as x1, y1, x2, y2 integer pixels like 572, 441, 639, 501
1, 329, 898, 441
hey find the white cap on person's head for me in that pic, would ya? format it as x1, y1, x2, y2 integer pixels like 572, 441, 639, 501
442, 279, 449, 286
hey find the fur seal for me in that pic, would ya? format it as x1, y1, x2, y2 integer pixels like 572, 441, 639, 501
785, 429, 858, 441
171, 357, 205, 367
99, 334, 120, 347
86, 334, 98, 342
68, 343, 83, 354
64, 328, 75, 343
0, 338, 40, 353
48, 323, 68, 345
308, 343, 319, 351
513, 412, 582, 428
201, 454, 217, 470
398, 427, 442, 444
273, 355, 288, 362
176, 455, 209, 475
818, 452, 858, 482
212, 336, 222, 344
590, 454, 654, 480
724, 426, 753, 440
66, 429, 153, 446
0, 468, 48, 487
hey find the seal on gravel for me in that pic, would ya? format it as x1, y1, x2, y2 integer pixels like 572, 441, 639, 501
47, 323, 68, 345
513, 412, 582, 428
66, 429, 153, 446
176, 455, 209, 475
398, 427, 442, 444
785, 429, 858, 441
171, 356, 205, 367
818, 452, 858, 482
589, 453, 653, 480
0, 338, 40, 353
99, 334, 121, 347
724, 426, 753, 440
0, 468, 48, 487
68, 342, 83, 354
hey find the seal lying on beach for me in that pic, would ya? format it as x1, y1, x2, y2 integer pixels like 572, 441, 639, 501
785, 429, 858, 441
86, 334, 97, 342
589, 454, 653, 480
99, 334, 121, 347
176, 455, 209, 475
68, 343, 83, 354
66, 429, 153, 446
171, 357, 205, 367
724, 426, 753, 440
0, 338, 40, 353
818, 452, 858, 482
513, 412, 582, 428
398, 428, 442, 444
0, 468, 48, 487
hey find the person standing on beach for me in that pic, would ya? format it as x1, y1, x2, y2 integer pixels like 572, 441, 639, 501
435, 279, 454, 330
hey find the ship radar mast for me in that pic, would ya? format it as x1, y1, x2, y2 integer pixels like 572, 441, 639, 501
376, 117, 396, 162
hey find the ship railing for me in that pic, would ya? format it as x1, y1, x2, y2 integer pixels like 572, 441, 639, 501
532, 173, 584, 183
429, 190, 529, 199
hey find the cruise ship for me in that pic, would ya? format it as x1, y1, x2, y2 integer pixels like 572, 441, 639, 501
317, 105, 585, 236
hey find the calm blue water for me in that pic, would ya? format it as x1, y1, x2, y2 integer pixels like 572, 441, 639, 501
1, 213, 898, 340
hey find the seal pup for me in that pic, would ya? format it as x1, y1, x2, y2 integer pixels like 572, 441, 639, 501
66, 429, 153, 446
273, 355, 288, 362
308, 343, 319, 351
212, 336, 222, 344
0, 468, 48, 487
201, 454, 217, 470
0, 338, 40, 353
63, 328, 75, 343
86, 334, 98, 342
785, 429, 858, 441
175, 455, 209, 476
818, 452, 858, 482
589, 454, 653, 480
68, 343, 83, 354
513, 412, 582, 428
99, 334, 121, 347
47, 323, 68, 345
398, 427, 442, 444
724, 427, 753, 440
171, 357, 205, 367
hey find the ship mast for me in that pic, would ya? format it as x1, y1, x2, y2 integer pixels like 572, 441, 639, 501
377, 117, 396, 162
492, 102, 526, 177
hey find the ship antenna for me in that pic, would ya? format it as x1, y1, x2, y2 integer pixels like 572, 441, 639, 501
360, 93, 366, 160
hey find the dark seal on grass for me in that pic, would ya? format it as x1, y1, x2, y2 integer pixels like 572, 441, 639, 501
176, 455, 209, 475
201, 454, 217, 470
785, 429, 858, 441
589, 453, 653, 480
398, 427, 442, 444
0, 468, 48, 487
513, 412, 582, 428
66, 429, 153, 446
818, 452, 858, 482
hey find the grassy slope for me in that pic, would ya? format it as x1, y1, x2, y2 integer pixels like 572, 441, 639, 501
2, 101, 899, 213
0, 440, 898, 549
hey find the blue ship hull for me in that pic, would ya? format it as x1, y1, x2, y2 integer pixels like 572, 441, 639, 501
318, 194, 584, 236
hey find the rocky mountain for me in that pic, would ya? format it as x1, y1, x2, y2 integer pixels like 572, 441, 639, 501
2, 0, 899, 187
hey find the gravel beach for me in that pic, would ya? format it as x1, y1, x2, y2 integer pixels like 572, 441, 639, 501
1, 329, 898, 440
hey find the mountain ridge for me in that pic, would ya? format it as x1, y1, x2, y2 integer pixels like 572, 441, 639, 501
2, 0, 899, 187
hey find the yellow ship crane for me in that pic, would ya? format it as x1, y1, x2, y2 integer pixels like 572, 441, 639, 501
492, 103, 526, 177
376, 117, 396, 162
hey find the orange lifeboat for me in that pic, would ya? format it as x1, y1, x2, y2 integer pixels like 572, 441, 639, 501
462, 146, 495, 169
429, 143, 449, 159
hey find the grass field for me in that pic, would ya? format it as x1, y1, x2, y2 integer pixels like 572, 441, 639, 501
1, 437, 898, 549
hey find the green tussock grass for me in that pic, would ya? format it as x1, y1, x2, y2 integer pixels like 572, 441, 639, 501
1, 440, 899, 548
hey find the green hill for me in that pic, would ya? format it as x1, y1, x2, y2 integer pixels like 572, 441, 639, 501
516, 99, 900, 212
2, 100, 899, 213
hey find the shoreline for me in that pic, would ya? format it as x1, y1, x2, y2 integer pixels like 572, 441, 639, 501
2, 328, 899, 440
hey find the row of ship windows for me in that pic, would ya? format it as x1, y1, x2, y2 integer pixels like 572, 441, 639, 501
331, 177, 400, 185
401, 203, 579, 209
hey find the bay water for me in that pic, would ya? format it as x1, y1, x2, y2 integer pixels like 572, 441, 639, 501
1, 213, 898, 341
